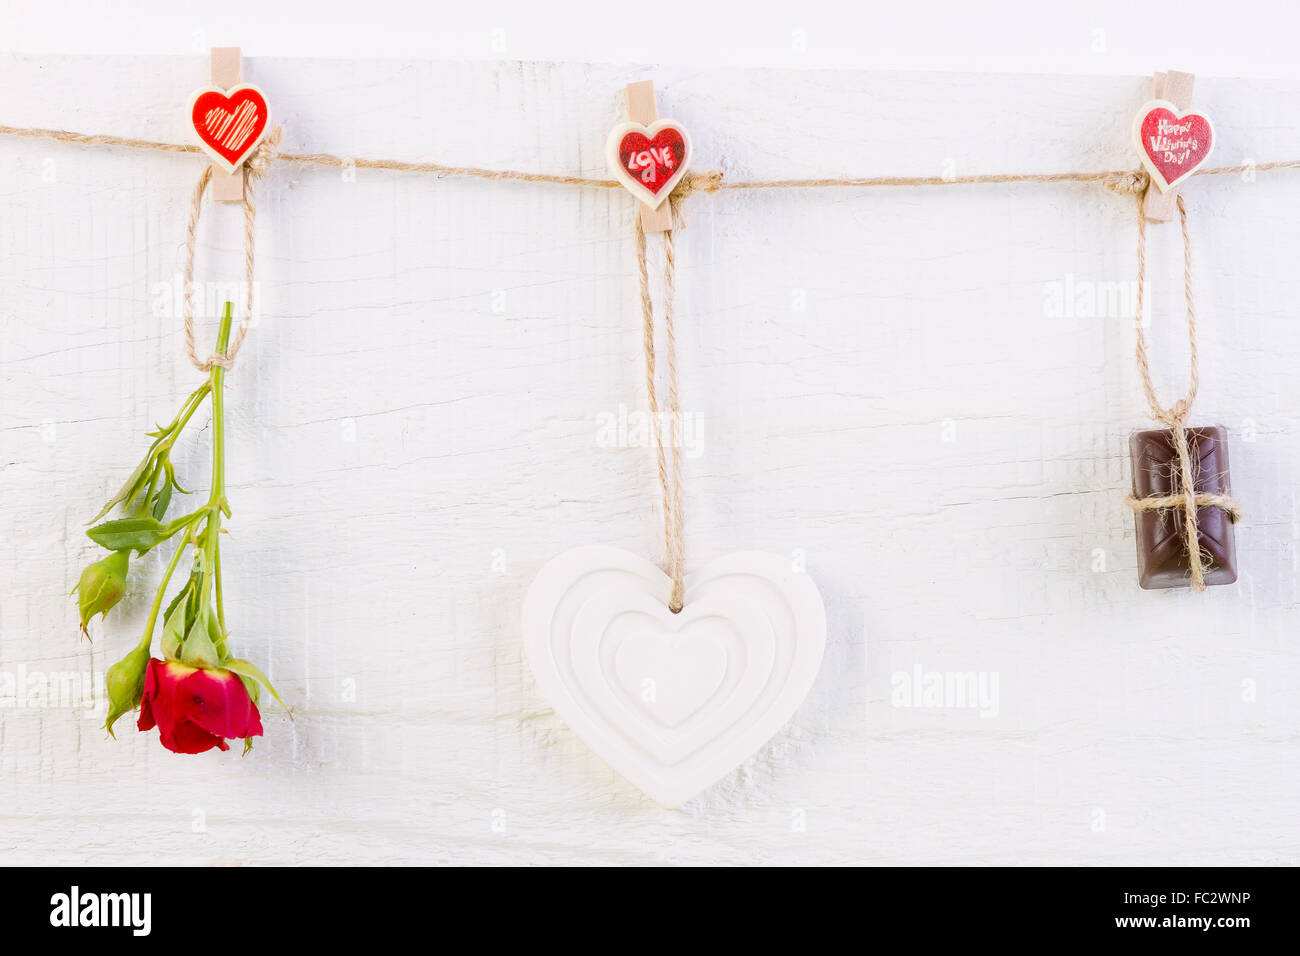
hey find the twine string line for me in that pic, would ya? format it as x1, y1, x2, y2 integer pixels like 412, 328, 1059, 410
3, 124, 1297, 195
636, 201, 686, 612
1123, 193, 1242, 592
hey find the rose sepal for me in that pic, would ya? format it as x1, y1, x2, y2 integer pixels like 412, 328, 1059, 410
223, 657, 290, 716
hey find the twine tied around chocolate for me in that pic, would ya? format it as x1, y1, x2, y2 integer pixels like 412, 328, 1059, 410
635, 200, 687, 612
1124, 192, 1242, 592
182, 126, 282, 372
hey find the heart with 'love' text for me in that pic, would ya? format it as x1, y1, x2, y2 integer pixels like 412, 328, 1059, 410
189, 85, 271, 173
1132, 100, 1215, 193
606, 120, 692, 210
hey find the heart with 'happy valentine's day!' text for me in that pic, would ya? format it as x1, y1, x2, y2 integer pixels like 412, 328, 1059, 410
189, 85, 271, 173
1132, 100, 1215, 192
606, 120, 692, 209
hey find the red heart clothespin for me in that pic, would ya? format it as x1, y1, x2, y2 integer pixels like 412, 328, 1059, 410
608, 81, 691, 233
1133, 100, 1214, 193
190, 85, 270, 173
1134, 71, 1212, 222
189, 47, 270, 202
607, 120, 691, 210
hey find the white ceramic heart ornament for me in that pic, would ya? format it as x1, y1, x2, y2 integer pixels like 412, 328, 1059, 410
523, 545, 826, 806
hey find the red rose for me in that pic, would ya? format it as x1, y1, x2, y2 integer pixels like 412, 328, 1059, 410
138, 659, 263, 754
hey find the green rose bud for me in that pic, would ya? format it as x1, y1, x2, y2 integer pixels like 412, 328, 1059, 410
74, 550, 130, 637
103, 640, 151, 737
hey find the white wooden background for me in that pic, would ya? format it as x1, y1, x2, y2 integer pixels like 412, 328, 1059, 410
2, 55, 1299, 866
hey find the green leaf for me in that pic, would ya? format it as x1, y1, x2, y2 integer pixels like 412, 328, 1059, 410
87, 453, 156, 524
224, 658, 289, 715
86, 516, 174, 553
129, 461, 161, 517
162, 580, 189, 626
88, 381, 209, 524
151, 481, 173, 521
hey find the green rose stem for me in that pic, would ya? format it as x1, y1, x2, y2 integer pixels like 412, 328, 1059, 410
121, 528, 189, 666
203, 304, 232, 647
174, 300, 232, 647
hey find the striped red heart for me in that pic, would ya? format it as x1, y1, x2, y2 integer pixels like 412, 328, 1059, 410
190, 85, 270, 173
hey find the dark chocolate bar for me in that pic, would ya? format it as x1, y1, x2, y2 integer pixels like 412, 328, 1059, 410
1129, 425, 1237, 590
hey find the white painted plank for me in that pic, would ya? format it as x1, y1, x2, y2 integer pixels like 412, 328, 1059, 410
1, 55, 1299, 865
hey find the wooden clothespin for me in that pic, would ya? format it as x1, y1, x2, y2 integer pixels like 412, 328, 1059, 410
623, 81, 677, 233
1142, 70, 1194, 222
209, 47, 246, 203
189, 47, 271, 204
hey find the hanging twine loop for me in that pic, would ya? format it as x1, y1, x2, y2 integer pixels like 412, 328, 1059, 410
182, 125, 282, 372
1123, 192, 1241, 592
635, 197, 687, 612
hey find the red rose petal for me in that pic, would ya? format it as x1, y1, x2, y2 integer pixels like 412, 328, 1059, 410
137, 660, 158, 731
179, 667, 264, 741
159, 718, 228, 755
